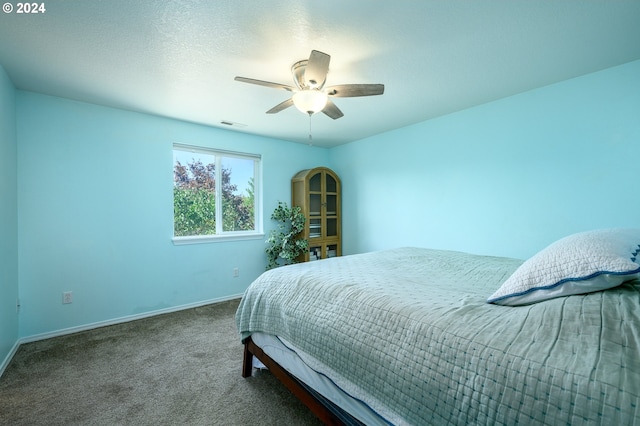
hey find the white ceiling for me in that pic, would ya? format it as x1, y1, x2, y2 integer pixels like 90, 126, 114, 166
1, 1, 639, 147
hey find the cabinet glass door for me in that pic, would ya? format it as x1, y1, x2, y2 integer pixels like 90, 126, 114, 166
309, 218, 321, 238
309, 245, 322, 261
309, 172, 322, 238
310, 173, 321, 192
325, 173, 338, 237
310, 193, 322, 216
325, 174, 337, 192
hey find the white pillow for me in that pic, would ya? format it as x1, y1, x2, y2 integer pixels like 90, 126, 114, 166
488, 228, 640, 306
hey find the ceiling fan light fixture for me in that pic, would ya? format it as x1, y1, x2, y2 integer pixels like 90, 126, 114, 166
292, 89, 328, 114
235, 49, 383, 121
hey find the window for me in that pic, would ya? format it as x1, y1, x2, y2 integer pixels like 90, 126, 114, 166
172, 144, 262, 243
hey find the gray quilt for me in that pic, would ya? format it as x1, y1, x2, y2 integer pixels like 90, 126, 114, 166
235, 248, 640, 425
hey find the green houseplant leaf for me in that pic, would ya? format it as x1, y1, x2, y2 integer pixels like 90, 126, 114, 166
265, 202, 309, 269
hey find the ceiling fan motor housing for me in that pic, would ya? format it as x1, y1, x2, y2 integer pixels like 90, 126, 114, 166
292, 60, 326, 90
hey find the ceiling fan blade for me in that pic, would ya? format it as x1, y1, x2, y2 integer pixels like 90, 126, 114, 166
266, 98, 294, 114
322, 99, 344, 120
305, 50, 330, 88
234, 76, 295, 92
325, 84, 384, 97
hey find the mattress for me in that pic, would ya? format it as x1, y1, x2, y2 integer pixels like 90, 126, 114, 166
236, 247, 640, 425
251, 332, 388, 425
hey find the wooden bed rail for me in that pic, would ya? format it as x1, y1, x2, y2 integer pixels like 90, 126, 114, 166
242, 337, 352, 426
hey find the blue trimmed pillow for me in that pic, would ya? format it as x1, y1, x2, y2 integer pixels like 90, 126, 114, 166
488, 228, 640, 306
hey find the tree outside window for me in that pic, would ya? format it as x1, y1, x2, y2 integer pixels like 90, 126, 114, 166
173, 145, 260, 240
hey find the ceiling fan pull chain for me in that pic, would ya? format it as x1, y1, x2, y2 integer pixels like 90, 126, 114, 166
308, 112, 313, 145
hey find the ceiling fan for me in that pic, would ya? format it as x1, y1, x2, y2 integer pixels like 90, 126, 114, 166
234, 50, 384, 119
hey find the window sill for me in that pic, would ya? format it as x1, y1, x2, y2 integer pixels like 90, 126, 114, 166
172, 232, 265, 245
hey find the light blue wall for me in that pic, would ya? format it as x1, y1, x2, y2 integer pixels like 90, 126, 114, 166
8, 59, 640, 341
330, 60, 640, 259
0, 65, 18, 369
16, 92, 329, 338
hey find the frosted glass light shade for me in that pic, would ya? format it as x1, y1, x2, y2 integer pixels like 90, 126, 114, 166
293, 90, 328, 114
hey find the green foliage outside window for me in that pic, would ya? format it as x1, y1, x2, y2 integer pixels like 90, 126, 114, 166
173, 158, 254, 236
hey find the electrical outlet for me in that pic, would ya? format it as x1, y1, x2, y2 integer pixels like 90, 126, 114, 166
63, 291, 73, 304
233, 267, 239, 278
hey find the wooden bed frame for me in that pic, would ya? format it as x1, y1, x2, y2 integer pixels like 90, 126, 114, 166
242, 337, 362, 425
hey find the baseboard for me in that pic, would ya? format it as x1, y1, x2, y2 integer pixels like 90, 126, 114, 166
0, 339, 21, 378
1, 294, 244, 376
0, 294, 243, 378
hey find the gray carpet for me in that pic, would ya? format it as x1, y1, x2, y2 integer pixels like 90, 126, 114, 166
0, 299, 322, 425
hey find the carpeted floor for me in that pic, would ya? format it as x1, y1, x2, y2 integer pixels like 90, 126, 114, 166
0, 299, 322, 425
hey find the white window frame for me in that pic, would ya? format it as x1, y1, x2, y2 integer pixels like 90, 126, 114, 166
172, 143, 263, 245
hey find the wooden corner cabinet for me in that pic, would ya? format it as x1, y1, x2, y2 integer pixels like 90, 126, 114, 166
292, 167, 341, 262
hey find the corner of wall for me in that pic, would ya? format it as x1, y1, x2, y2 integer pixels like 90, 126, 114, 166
0, 64, 19, 377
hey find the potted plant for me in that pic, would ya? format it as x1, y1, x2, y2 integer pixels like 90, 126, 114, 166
265, 202, 308, 269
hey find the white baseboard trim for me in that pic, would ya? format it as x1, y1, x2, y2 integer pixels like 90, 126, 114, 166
0, 339, 21, 378
0, 294, 242, 377
1, 294, 243, 378
19, 294, 243, 344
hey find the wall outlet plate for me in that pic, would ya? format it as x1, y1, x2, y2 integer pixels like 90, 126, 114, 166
63, 291, 73, 304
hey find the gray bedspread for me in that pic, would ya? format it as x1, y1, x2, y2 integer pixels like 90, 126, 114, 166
235, 248, 640, 425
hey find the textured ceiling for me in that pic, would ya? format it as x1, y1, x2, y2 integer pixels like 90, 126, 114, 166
1, 0, 639, 147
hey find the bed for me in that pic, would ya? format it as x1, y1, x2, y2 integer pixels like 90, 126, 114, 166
236, 229, 640, 425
